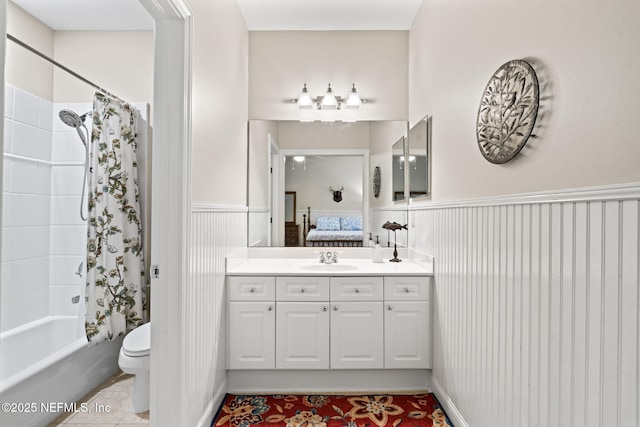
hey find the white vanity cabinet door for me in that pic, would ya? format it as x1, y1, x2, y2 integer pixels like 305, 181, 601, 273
384, 301, 431, 369
276, 277, 330, 301
330, 302, 383, 369
228, 302, 275, 369
276, 302, 330, 369
330, 277, 383, 301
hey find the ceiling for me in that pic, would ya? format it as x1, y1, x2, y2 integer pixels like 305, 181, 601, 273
10, 0, 155, 31
10, 0, 423, 31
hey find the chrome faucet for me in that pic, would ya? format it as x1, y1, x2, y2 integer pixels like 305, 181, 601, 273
316, 251, 339, 264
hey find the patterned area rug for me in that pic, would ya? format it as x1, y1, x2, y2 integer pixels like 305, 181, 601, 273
212, 393, 454, 427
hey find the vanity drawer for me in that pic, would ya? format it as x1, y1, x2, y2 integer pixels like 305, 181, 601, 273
276, 277, 330, 301
330, 277, 383, 301
384, 276, 431, 301
228, 276, 276, 301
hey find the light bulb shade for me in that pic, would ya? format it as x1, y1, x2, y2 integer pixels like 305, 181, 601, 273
297, 84, 314, 109
320, 84, 338, 109
345, 84, 362, 108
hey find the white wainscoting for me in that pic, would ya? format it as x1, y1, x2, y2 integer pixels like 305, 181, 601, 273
410, 183, 640, 427
248, 207, 270, 247
189, 208, 246, 426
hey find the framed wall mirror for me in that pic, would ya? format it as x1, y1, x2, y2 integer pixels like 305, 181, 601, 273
408, 115, 431, 200
391, 136, 406, 202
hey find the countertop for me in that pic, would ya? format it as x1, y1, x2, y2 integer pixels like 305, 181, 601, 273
225, 248, 433, 276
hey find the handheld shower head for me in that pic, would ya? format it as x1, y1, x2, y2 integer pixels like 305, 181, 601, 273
59, 109, 89, 147
59, 109, 83, 128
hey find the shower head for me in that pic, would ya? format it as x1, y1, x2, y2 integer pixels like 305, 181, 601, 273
59, 109, 84, 128
59, 109, 89, 147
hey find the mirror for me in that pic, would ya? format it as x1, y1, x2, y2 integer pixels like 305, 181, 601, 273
285, 191, 296, 224
248, 120, 408, 247
392, 136, 406, 202
408, 115, 431, 199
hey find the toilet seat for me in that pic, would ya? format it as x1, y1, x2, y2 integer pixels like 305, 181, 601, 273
122, 322, 150, 357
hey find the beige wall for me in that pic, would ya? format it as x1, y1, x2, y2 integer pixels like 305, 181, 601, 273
409, 0, 640, 202
249, 31, 408, 121
6, 1, 54, 101
277, 121, 370, 149
53, 31, 153, 104
6, 3, 153, 106
285, 155, 363, 213
189, 0, 249, 206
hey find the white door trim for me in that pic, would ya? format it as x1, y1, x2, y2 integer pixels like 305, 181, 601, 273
137, 1, 192, 426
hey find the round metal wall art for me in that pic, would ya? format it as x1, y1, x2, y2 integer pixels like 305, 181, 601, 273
373, 166, 381, 198
476, 59, 540, 164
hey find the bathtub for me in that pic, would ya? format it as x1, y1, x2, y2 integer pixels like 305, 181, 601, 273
0, 315, 123, 427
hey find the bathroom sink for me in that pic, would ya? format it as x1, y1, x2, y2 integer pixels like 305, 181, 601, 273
301, 264, 359, 272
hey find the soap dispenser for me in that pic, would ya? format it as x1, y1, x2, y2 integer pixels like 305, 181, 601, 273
367, 233, 374, 247
372, 242, 383, 263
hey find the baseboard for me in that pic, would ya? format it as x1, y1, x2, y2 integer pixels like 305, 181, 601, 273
196, 378, 228, 427
430, 376, 469, 427
227, 370, 431, 394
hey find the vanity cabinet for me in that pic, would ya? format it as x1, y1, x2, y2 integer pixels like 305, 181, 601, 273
227, 274, 432, 371
330, 277, 384, 369
276, 302, 330, 369
228, 276, 276, 370
275, 276, 331, 369
384, 276, 432, 369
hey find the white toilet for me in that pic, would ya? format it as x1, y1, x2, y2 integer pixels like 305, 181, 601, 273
118, 322, 151, 413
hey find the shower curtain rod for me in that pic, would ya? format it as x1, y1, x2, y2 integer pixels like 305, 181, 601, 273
6, 33, 122, 101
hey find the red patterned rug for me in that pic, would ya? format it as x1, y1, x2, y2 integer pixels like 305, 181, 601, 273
212, 393, 454, 427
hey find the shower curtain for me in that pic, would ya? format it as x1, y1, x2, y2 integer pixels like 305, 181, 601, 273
85, 92, 146, 344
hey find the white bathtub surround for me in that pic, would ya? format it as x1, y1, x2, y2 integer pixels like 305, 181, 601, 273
85, 93, 146, 344
0, 316, 122, 426
408, 182, 640, 427
1, 85, 151, 425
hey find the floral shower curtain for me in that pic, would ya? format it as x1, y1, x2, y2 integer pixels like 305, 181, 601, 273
85, 92, 146, 344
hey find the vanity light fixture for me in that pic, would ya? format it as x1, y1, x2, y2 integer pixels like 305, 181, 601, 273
296, 84, 314, 109
291, 83, 367, 110
344, 83, 363, 108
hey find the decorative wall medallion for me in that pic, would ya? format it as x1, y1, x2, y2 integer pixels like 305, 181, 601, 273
373, 166, 381, 198
476, 59, 539, 164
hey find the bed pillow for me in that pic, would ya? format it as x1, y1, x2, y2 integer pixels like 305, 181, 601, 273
316, 216, 341, 231
340, 217, 363, 231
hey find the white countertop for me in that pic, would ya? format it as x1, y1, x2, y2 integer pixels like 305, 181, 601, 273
226, 247, 433, 276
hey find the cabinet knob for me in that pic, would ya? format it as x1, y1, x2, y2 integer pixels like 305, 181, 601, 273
323, 306, 328, 312
249, 287, 255, 293
404, 287, 410, 293
355, 288, 360, 294
333, 306, 338, 311
300, 288, 305, 294
387, 305, 393, 311
267, 305, 273, 311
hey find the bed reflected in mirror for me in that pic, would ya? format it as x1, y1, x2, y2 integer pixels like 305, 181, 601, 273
287, 154, 364, 247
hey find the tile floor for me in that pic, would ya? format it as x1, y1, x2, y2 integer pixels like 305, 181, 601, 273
48, 371, 149, 426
